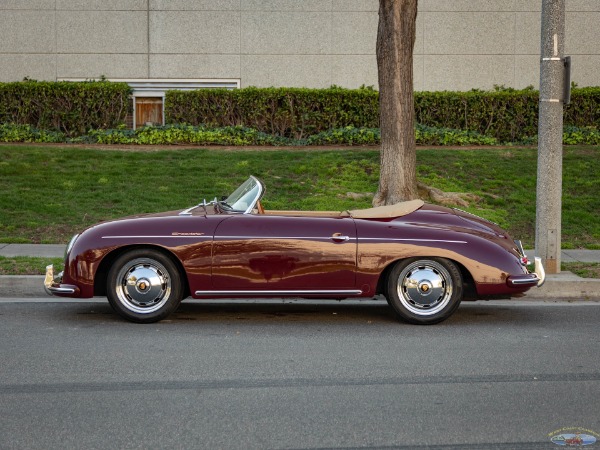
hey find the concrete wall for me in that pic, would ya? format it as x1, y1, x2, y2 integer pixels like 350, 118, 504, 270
0, 0, 598, 90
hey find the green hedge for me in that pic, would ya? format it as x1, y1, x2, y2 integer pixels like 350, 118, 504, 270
415, 87, 600, 142
0, 80, 131, 137
166, 86, 600, 143
166, 86, 379, 139
2, 81, 600, 144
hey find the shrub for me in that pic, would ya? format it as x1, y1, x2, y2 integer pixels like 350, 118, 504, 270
1, 123, 597, 146
77, 124, 294, 146
0, 123, 66, 143
165, 86, 379, 139
166, 85, 600, 143
0, 79, 131, 137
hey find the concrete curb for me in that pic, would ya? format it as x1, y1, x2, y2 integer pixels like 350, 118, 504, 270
522, 272, 600, 300
1, 273, 599, 300
0, 275, 48, 298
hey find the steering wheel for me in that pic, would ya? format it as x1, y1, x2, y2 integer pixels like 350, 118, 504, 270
256, 200, 265, 214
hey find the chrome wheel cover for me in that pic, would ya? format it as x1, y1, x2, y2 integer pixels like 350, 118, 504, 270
115, 258, 172, 314
396, 260, 453, 316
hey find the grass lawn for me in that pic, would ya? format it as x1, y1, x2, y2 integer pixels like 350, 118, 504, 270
0, 256, 64, 275
0, 144, 599, 250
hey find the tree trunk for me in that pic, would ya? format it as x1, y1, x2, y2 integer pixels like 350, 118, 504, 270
373, 0, 418, 206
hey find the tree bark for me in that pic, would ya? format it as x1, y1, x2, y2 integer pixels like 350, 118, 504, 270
373, 0, 418, 206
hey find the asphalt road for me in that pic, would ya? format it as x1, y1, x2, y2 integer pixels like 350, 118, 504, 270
1, 298, 599, 450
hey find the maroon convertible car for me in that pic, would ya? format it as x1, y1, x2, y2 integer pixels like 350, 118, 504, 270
45, 176, 545, 324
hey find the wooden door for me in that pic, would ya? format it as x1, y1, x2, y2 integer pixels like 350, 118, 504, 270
135, 97, 163, 128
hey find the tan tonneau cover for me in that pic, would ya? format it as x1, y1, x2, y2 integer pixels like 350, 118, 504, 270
347, 199, 424, 219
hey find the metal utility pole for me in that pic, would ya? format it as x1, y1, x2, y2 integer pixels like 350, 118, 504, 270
536, 0, 566, 274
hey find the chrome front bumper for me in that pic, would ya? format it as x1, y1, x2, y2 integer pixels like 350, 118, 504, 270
44, 264, 78, 296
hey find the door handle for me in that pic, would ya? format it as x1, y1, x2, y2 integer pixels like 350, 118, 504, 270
331, 233, 350, 242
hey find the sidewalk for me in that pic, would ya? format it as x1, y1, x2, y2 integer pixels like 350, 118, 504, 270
1, 244, 599, 299
0, 243, 67, 258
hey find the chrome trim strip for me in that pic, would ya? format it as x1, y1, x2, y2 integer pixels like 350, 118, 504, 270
195, 289, 363, 296
359, 238, 468, 244
216, 236, 356, 241
102, 236, 213, 239
102, 236, 464, 244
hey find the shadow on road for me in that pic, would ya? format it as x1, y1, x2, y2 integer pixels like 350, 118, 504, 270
55, 298, 547, 327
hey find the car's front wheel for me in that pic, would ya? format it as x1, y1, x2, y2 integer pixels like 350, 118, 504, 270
107, 249, 183, 323
386, 257, 463, 325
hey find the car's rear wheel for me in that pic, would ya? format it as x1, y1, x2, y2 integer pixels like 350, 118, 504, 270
386, 257, 463, 325
107, 249, 183, 323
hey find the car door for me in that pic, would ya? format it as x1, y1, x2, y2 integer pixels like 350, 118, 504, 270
210, 214, 357, 292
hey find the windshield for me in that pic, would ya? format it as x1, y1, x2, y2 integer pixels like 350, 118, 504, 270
222, 176, 264, 214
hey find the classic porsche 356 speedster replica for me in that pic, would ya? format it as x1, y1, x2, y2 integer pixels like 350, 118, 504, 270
45, 176, 545, 324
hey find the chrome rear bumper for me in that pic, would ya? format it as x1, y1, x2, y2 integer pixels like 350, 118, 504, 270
506, 257, 546, 288
533, 256, 546, 287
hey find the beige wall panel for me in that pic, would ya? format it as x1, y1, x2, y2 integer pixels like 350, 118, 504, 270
331, 12, 377, 55
55, 1, 146, 10
57, 54, 148, 79
330, 55, 378, 89
150, 11, 240, 54
241, 55, 331, 88
567, 1, 600, 11
566, 12, 600, 54
423, 55, 515, 91
242, 12, 331, 55
150, 0, 239, 11
424, 12, 515, 55
149, 54, 240, 78
413, 54, 424, 91
1, 1, 599, 89
514, 1, 541, 12
514, 54, 540, 88
414, 13, 424, 55
0, 55, 55, 81
515, 12, 540, 55
0, 0, 54, 9
241, 1, 331, 12
57, 11, 147, 53
569, 55, 600, 87
0, 11, 55, 53
420, 0, 516, 12
514, 1, 600, 12
332, 0, 377, 12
